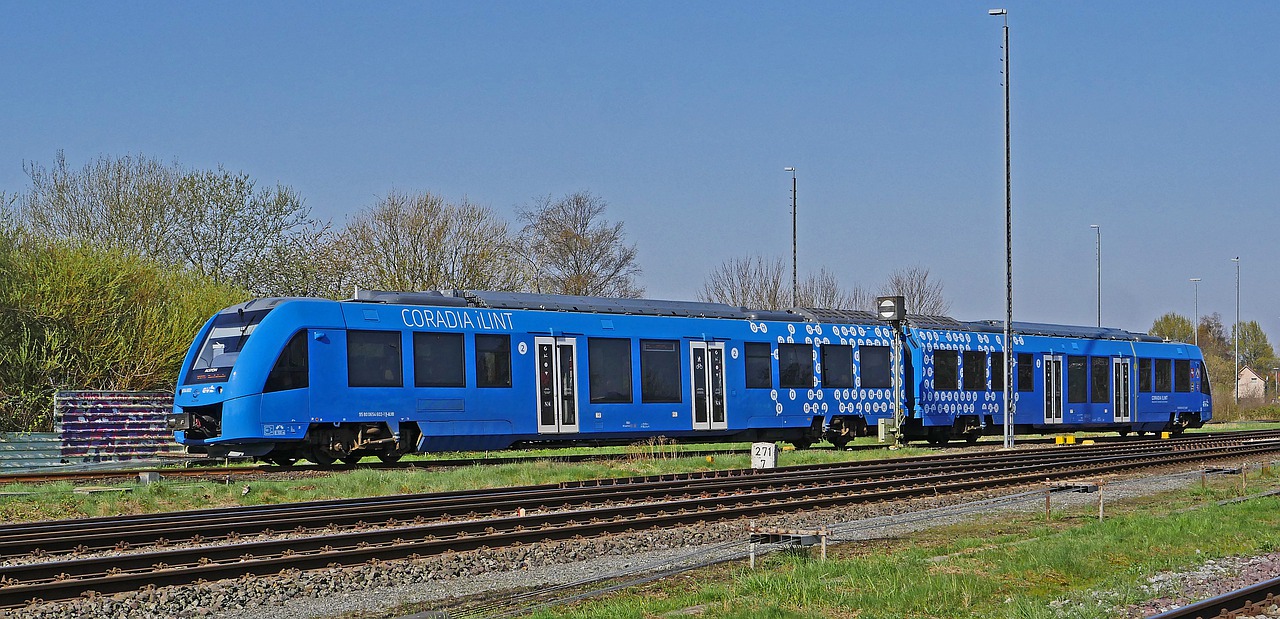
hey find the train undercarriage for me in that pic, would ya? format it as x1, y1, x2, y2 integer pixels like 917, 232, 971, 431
262, 422, 420, 466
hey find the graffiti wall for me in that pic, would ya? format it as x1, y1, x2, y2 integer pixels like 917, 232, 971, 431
54, 391, 184, 463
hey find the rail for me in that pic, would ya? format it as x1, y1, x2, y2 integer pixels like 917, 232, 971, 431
1148, 575, 1280, 619
3, 432, 1278, 610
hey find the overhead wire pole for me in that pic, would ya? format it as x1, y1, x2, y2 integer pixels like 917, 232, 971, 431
990, 7, 1014, 448
785, 167, 797, 307
1190, 278, 1201, 346
1228, 255, 1239, 406
1091, 224, 1100, 327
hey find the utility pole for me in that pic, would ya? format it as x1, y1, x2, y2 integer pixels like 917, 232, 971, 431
785, 167, 797, 307
990, 7, 1014, 448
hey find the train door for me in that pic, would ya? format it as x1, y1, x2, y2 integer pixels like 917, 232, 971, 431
1043, 355, 1063, 424
1112, 358, 1132, 423
690, 342, 727, 431
535, 336, 580, 434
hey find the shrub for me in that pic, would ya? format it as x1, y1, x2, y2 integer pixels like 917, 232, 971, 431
0, 235, 247, 431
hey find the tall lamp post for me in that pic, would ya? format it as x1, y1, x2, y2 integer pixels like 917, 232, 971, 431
1090, 224, 1100, 327
989, 7, 1014, 448
1233, 257, 1240, 404
1189, 278, 1201, 346
785, 167, 797, 307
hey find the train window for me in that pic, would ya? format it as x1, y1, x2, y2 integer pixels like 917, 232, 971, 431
264, 330, 308, 393
1067, 356, 1088, 403
412, 332, 463, 386
589, 338, 633, 403
934, 350, 959, 391
348, 330, 403, 388
991, 352, 1004, 392
1017, 353, 1034, 392
475, 334, 511, 388
963, 351, 986, 391
413, 332, 465, 387
1091, 357, 1110, 403
821, 345, 854, 389
1139, 358, 1153, 393
860, 345, 892, 389
1174, 359, 1191, 392
778, 343, 814, 389
185, 307, 272, 384
1198, 361, 1211, 395
1155, 359, 1172, 392
745, 343, 773, 389
640, 340, 682, 403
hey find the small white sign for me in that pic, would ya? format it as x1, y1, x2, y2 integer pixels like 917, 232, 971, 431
751, 442, 777, 469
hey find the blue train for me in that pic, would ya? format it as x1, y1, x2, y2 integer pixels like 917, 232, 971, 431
168, 290, 1211, 464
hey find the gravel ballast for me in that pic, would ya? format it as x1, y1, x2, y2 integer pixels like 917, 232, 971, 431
5, 461, 1279, 619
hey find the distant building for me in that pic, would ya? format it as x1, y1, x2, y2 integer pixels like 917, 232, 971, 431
1238, 367, 1265, 400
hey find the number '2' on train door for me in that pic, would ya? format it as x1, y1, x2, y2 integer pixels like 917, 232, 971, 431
690, 342, 727, 431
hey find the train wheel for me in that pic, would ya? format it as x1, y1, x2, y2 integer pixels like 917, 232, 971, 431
965, 431, 981, 444
378, 452, 403, 464
308, 449, 337, 466
791, 440, 812, 450
927, 428, 952, 446
268, 456, 297, 468
831, 438, 849, 450
340, 456, 363, 465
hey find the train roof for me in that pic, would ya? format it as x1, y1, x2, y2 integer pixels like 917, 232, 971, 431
967, 319, 1165, 343
346, 289, 1168, 343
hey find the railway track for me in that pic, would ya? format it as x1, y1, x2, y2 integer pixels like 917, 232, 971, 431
0, 428, 1231, 486
1150, 575, 1280, 618
0, 446, 757, 486
4, 430, 1279, 610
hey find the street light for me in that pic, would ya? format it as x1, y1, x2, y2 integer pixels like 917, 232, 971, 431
1189, 278, 1201, 346
785, 167, 797, 307
990, 7, 1013, 449
1090, 224, 1100, 327
1228, 255, 1239, 406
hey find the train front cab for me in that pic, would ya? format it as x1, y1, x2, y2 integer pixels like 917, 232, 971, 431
169, 298, 396, 463
170, 299, 318, 457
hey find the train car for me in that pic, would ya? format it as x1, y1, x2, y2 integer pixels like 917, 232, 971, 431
168, 290, 1210, 464
887, 320, 1211, 447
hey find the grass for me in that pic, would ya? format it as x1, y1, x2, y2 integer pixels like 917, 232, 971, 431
521, 470, 1280, 619
1196, 419, 1280, 432
6, 423, 1279, 522
0, 439, 935, 522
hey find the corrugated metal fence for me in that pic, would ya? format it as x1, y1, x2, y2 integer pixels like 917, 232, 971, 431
0, 391, 186, 469
0, 433, 63, 468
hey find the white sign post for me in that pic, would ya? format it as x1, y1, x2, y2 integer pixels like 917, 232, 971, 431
752, 442, 777, 469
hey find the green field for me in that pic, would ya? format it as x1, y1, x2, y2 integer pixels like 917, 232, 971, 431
520, 471, 1280, 619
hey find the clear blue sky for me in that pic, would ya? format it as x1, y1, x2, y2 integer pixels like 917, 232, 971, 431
3, 2, 1278, 341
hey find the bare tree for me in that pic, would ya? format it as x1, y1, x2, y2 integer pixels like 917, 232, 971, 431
20, 151, 183, 262
174, 167, 316, 291
17, 152, 322, 296
799, 267, 870, 310
517, 191, 642, 298
236, 220, 347, 298
339, 190, 526, 292
879, 265, 950, 315
699, 254, 787, 309
701, 255, 867, 310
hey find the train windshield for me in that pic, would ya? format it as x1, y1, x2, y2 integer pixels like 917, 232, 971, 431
184, 308, 273, 384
